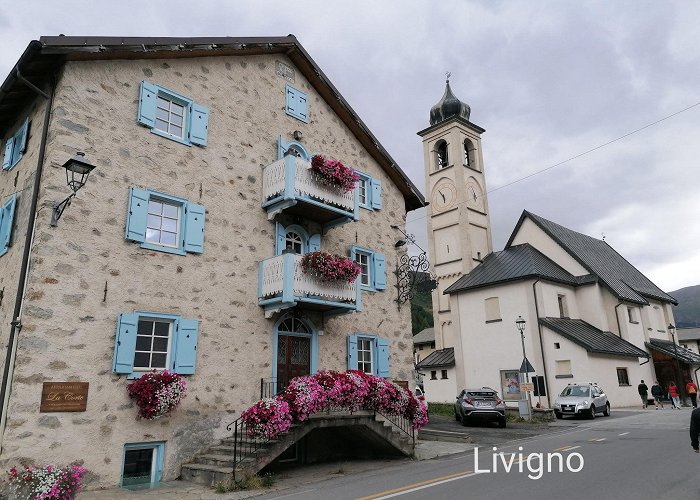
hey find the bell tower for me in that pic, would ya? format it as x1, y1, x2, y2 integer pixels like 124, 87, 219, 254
418, 78, 493, 352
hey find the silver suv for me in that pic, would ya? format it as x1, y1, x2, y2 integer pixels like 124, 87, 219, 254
553, 383, 610, 419
454, 388, 506, 428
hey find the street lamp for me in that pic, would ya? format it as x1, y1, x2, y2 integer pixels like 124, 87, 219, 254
668, 323, 685, 404
50, 152, 97, 226
516, 315, 532, 419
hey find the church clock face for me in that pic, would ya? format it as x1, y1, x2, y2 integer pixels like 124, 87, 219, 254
431, 181, 457, 212
465, 178, 484, 211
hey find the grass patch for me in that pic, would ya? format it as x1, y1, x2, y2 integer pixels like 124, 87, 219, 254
428, 402, 454, 417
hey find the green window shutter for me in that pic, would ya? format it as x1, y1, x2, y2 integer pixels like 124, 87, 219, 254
125, 188, 150, 243
2, 138, 14, 171
113, 313, 139, 374
188, 103, 209, 146
173, 318, 199, 375
347, 334, 359, 370
373, 252, 386, 290
183, 202, 205, 254
370, 178, 383, 210
137, 81, 159, 128
0, 194, 17, 256
376, 337, 390, 378
308, 233, 321, 252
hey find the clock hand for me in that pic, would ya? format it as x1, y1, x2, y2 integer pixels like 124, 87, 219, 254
440, 191, 446, 202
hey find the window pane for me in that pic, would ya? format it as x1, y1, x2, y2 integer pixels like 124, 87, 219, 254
148, 201, 162, 215
146, 228, 160, 243
155, 119, 169, 132
171, 114, 183, 127
137, 320, 152, 336
161, 218, 177, 233
161, 232, 177, 246
154, 322, 170, 337
135, 336, 152, 351
157, 96, 170, 109
147, 214, 161, 229
134, 352, 150, 368
151, 353, 167, 368
170, 125, 183, 137
152, 336, 169, 352
162, 204, 179, 218
156, 107, 169, 120
171, 102, 185, 116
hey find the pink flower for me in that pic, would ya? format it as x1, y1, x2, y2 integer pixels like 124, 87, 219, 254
310, 155, 360, 192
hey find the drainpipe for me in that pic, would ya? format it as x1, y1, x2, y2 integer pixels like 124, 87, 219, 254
532, 279, 552, 407
0, 74, 55, 451
614, 303, 624, 338
695, 366, 700, 387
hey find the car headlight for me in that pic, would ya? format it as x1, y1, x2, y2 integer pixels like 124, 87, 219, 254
577, 400, 589, 408
553, 402, 561, 408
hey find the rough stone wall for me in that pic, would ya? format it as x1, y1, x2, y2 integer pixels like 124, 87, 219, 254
0, 53, 414, 487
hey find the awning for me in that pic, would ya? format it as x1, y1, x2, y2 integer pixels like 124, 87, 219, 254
646, 338, 700, 364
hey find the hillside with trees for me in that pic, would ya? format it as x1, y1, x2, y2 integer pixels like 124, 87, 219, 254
671, 284, 700, 327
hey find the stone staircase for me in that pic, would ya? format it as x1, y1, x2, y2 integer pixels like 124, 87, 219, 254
181, 410, 415, 487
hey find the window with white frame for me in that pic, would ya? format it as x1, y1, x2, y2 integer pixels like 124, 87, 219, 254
357, 338, 373, 374
125, 188, 205, 256
146, 199, 180, 248
358, 175, 369, 207
134, 318, 172, 371
351, 245, 386, 291
557, 294, 569, 318
354, 171, 382, 210
285, 230, 304, 254
2, 118, 29, 171
155, 95, 186, 139
113, 312, 199, 377
355, 250, 371, 287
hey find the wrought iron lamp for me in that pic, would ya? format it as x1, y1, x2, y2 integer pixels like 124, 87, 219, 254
50, 152, 96, 227
516, 315, 533, 419
668, 323, 684, 402
390, 224, 437, 310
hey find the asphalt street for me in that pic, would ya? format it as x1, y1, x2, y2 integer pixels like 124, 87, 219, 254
256, 408, 698, 500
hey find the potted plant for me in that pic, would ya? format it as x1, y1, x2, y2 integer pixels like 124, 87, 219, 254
3, 463, 88, 499
127, 370, 187, 420
300, 251, 361, 283
310, 155, 360, 192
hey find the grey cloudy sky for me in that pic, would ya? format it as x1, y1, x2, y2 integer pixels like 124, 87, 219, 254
2, 1, 699, 292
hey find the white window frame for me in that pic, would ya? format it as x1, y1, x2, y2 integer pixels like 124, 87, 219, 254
357, 173, 370, 209
133, 317, 174, 373
146, 198, 181, 249
285, 230, 304, 254
155, 93, 187, 140
357, 337, 373, 374
355, 250, 372, 288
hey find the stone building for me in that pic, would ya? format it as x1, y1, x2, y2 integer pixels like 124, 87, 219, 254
0, 36, 423, 489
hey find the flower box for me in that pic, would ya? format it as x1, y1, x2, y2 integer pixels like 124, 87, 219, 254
300, 251, 361, 283
310, 155, 360, 193
127, 370, 187, 420
3, 463, 88, 500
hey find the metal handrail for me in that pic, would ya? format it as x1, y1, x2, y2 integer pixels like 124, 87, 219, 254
374, 409, 415, 442
225, 415, 274, 480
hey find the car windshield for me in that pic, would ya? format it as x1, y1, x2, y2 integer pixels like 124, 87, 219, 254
467, 391, 496, 398
560, 385, 590, 397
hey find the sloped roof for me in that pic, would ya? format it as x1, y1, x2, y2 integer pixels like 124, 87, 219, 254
540, 317, 649, 358
678, 328, 700, 342
0, 36, 423, 210
506, 211, 676, 305
445, 243, 588, 294
416, 347, 455, 368
413, 327, 435, 345
646, 338, 700, 363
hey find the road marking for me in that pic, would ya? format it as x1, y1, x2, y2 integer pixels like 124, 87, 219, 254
356, 470, 477, 500
588, 438, 606, 442
553, 445, 581, 452
619, 432, 630, 436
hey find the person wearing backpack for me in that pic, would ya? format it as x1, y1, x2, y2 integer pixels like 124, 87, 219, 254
686, 380, 698, 409
651, 381, 665, 410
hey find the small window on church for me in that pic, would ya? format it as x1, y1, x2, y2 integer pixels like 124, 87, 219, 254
464, 139, 477, 170
485, 297, 501, 322
557, 294, 569, 318
435, 140, 448, 170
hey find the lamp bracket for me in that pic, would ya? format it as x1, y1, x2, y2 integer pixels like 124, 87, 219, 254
50, 193, 75, 227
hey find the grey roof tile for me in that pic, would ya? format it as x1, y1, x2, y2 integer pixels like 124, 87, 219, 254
646, 338, 700, 363
416, 347, 455, 368
540, 317, 649, 358
413, 328, 435, 344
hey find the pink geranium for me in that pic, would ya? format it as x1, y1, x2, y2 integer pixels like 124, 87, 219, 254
301, 251, 361, 283
310, 155, 360, 192
4, 463, 88, 499
127, 370, 186, 420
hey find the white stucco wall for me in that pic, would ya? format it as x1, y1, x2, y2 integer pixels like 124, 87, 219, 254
509, 219, 588, 276
423, 366, 457, 403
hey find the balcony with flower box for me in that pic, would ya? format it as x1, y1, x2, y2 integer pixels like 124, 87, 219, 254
262, 155, 360, 229
258, 252, 360, 318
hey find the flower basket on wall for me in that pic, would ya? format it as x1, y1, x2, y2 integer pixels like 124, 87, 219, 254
300, 251, 361, 283
310, 155, 360, 192
127, 370, 187, 420
3, 463, 88, 500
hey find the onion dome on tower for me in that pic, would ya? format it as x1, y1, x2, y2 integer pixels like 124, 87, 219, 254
429, 76, 471, 126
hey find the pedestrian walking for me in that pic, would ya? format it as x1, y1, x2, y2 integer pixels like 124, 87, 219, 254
669, 382, 681, 409
651, 381, 665, 409
690, 407, 700, 452
638, 380, 649, 409
686, 380, 698, 409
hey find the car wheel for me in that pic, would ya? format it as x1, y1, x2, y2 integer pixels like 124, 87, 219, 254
460, 413, 469, 427
555, 411, 563, 420
589, 405, 596, 419
455, 410, 461, 422
498, 419, 506, 428
603, 403, 610, 417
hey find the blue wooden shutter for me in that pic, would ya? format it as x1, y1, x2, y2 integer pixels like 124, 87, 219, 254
373, 252, 386, 290
183, 202, 205, 254
0, 194, 17, 255
189, 103, 209, 146
308, 233, 321, 252
295, 91, 308, 122
275, 222, 286, 255
370, 178, 383, 210
113, 313, 139, 374
137, 81, 159, 128
174, 318, 199, 375
13, 119, 28, 163
125, 188, 150, 243
347, 334, 359, 370
2, 138, 14, 170
376, 337, 390, 378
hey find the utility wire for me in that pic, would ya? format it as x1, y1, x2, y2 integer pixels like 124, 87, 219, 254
405, 101, 700, 225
